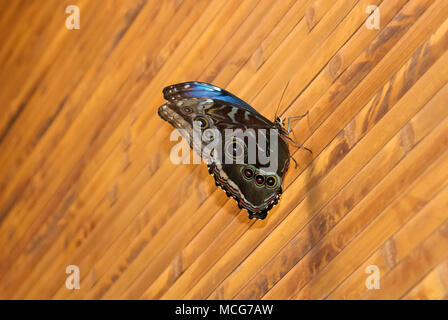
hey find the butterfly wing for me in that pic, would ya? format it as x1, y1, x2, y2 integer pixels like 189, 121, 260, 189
163, 82, 262, 115
158, 97, 290, 220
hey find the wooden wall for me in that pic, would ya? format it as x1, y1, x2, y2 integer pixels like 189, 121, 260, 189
1, 0, 447, 300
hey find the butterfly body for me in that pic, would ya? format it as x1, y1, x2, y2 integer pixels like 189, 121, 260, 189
158, 82, 292, 220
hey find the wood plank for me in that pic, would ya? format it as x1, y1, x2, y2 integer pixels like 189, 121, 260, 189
1, 0, 446, 300
361, 219, 448, 300
328, 184, 448, 299
6, 0, 226, 299
181, 3, 448, 299
401, 257, 448, 300
291, 145, 448, 299
235, 80, 448, 299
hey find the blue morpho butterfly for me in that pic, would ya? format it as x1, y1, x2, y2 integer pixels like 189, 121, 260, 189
157, 82, 311, 220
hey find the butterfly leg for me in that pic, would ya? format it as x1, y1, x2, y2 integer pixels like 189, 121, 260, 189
286, 110, 309, 134
283, 134, 312, 154
284, 111, 312, 154
290, 155, 299, 169
290, 139, 312, 154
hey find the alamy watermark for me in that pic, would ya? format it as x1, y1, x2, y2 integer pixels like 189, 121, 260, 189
365, 265, 380, 290
65, 5, 80, 30
65, 265, 80, 290
366, 5, 380, 30
168, 123, 281, 172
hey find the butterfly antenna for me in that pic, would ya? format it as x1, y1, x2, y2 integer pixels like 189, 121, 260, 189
275, 81, 290, 119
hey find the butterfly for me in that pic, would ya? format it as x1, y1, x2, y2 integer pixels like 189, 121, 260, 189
157, 82, 310, 220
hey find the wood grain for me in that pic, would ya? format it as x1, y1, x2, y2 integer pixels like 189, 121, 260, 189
0, 0, 446, 300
